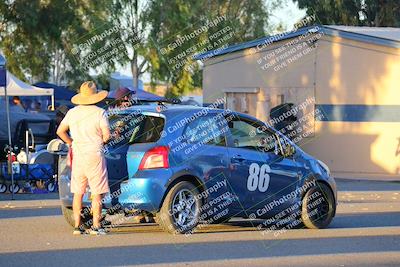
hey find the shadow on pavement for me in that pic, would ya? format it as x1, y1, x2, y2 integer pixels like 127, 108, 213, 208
108, 211, 400, 235
335, 178, 400, 191
1, 235, 399, 267
0, 193, 59, 201
0, 207, 61, 219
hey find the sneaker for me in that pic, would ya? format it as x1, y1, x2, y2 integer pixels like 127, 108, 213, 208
73, 227, 85, 235
89, 227, 107, 235
132, 215, 147, 223
146, 215, 155, 223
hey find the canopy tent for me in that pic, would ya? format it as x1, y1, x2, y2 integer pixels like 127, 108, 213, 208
34, 82, 74, 100
0, 71, 55, 111
0, 70, 53, 140
0, 71, 54, 96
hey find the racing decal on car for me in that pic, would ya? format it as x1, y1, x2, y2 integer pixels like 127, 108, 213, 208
247, 163, 271, 192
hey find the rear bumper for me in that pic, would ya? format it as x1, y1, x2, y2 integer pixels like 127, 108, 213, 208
118, 173, 169, 212
59, 167, 171, 213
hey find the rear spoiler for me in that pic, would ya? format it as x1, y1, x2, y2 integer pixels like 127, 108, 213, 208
158, 98, 181, 104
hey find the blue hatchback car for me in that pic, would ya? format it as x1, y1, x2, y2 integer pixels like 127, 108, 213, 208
58, 104, 337, 234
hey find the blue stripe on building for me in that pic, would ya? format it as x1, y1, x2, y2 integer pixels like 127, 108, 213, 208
316, 105, 400, 122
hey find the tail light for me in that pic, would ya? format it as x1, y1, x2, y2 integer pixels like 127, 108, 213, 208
138, 146, 169, 170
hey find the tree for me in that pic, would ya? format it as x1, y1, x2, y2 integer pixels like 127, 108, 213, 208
145, 0, 280, 97
0, 0, 110, 88
0, 0, 282, 95
102, 0, 152, 91
294, 0, 400, 27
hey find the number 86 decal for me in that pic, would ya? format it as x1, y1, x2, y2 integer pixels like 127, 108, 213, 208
247, 163, 271, 192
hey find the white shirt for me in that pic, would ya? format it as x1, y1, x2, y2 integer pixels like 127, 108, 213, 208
60, 105, 110, 154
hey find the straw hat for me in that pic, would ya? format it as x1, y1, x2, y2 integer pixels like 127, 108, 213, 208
71, 81, 108, 105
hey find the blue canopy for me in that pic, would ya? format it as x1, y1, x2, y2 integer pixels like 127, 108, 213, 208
34, 82, 75, 101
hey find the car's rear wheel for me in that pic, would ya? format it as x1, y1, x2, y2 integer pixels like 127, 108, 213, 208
61, 205, 75, 227
301, 183, 335, 229
156, 181, 201, 234
61, 205, 93, 229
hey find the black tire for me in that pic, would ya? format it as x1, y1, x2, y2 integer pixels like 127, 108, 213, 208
46, 181, 56, 192
0, 183, 6, 193
301, 183, 335, 229
155, 181, 201, 234
61, 205, 75, 227
61, 205, 93, 229
9, 183, 20, 194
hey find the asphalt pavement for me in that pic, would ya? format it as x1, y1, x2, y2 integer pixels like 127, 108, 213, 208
0, 178, 399, 267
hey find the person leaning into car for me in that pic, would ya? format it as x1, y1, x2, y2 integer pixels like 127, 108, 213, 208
106, 87, 155, 224
57, 81, 111, 235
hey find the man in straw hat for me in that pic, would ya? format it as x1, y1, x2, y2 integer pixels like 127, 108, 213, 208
57, 81, 110, 235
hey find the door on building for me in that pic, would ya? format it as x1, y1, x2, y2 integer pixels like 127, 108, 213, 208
224, 89, 259, 115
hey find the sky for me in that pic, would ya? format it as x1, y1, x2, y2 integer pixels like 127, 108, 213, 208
268, 0, 307, 32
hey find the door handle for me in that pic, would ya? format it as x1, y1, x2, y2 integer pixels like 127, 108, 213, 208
231, 155, 245, 163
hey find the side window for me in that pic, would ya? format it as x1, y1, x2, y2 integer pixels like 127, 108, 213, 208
227, 117, 277, 152
183, 116, 226, 146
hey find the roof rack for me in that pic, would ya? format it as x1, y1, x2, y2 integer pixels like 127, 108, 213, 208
129, 97, 181, 105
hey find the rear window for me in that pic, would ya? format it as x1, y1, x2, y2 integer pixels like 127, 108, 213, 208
128, 115, 164, 144
108, 113, 164, 147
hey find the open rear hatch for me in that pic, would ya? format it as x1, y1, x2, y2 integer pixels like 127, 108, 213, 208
106, 112, 165, 182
